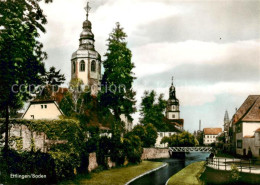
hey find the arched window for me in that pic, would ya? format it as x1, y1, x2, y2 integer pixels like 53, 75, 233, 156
73, 61, 76, 73
80, 60, 85, 71
91, 60, 96, 72
99, 62, 101, 74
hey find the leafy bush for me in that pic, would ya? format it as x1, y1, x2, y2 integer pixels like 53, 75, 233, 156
0, 149, 56, 184
161, 131, 196, 147
131, 124, 157, 147
97, 136, 111, 168
110, 134, 125, 166
230, 164, 240, 181
124, 134, 143, 164
0, 119, 86, 182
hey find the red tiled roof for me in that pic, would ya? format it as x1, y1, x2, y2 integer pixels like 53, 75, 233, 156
232, 95, 260, 124
203, 128, 222, 135
244, 135, 255, 138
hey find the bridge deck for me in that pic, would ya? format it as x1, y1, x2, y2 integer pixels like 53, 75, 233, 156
169, 147, 212, 152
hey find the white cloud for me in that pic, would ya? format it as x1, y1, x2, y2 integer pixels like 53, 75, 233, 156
132, 40, 260, 77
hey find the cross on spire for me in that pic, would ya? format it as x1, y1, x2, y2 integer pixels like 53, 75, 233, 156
84, 2, 91, 20
172, 76, 174, 85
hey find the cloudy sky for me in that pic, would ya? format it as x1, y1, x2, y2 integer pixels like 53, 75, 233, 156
39, 0, 260, 132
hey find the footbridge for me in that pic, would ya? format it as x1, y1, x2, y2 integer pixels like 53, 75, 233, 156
169, 147, 212, 153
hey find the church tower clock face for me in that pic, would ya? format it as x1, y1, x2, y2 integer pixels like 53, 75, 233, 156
71, 2, 101, 93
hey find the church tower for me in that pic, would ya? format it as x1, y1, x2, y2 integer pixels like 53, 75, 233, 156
71, 2, 101, 91
166, 77, 180, 120
224, 110, 230, 132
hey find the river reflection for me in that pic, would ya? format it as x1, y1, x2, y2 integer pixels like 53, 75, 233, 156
129, 152, 210, 185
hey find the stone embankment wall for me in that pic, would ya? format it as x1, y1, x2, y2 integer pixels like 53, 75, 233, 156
141, 148, 170, 160
88, 148, 170, 172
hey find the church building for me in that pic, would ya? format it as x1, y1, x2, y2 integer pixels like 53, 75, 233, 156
155, 77, 184, 147
71, 3, 102, 93
165, 77, 184, 130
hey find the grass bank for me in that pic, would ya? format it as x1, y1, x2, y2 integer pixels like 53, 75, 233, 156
200, 166, 260, 185
59, 161, 164, 185
167, 161, 206, 185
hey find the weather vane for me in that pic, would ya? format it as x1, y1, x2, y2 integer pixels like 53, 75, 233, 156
85, 2, 91, 20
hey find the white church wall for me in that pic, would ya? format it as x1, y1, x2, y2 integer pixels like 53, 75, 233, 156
77, 59, 88, 85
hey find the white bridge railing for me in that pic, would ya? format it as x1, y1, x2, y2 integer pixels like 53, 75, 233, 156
169, 147, 212, 152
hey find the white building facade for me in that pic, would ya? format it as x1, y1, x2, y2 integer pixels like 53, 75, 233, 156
22, 100, 63, 120
232, 95, 260, 157
203, 128, 222, 145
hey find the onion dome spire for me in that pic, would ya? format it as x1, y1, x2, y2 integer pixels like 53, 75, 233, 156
79, 2, 95, 50
169, 76, 176, 98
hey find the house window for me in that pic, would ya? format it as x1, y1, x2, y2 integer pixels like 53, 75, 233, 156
31, 115, 34, 119
207, 135, 209, 138
80, 61, 85, 71
45, 105, 47, 109
172, 105, 175, 110
236, 123, 242, 133
237, 140, 242, 148
172, 114, 175, 118
41, 105, 43, 109
91, 60, 96, 72
160, 133, 163, 137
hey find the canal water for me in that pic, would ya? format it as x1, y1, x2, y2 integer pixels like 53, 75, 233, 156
130, 152, 210, 185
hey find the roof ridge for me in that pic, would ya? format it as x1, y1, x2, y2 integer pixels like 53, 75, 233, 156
238, 97, 258, 122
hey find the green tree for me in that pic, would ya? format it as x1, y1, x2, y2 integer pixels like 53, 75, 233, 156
100, 22, 136, 132
144, 123, 158, 147
0, 0, 52, 150
161, 131, 196, 147
37, 66, 66, 99
42, 66, 66, 87
124, 134, 142, 164
140, 90, 167, 131
131, 123, 157, 147
59, 78, 92, 125
195, 131, 204, 146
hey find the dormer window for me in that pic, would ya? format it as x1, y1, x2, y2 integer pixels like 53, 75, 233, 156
91, 60, 96, 72
80, 60, 85, 71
